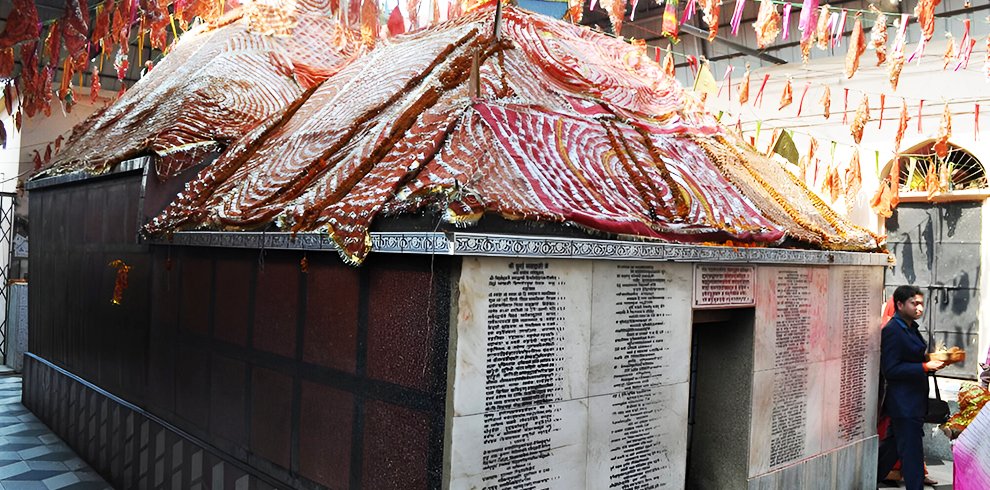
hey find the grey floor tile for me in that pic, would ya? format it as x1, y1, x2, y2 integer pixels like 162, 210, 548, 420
58, 483, 110, 490
25, 462, 68, 472
0, 461, 30, 479
36, 437, 59, 447
40, 472, 81, 490
0, 482, 47, 490
59, 461, 85, 473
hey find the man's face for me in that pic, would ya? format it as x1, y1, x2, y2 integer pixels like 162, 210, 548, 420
896, 294, 925, 321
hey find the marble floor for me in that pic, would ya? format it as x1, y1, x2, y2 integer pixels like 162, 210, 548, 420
0, 374, 111, 490
877, 456, 953, 490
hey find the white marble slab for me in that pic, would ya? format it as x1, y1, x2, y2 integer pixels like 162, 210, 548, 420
753, 266, 830, 373
748, 361, 827, 476
448, 398, 589, 489
452, 257, 594, 417
693, 264, 756, 308
585, 382, 690, 489
589, 262, 693, 395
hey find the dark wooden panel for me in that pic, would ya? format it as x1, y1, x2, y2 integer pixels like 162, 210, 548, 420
214, 253, 254, 347
298, 381, 354, 488
361, 399, 432, 490
253, 253, 300, 358
250, 367, 293, 470
304, 254, 360, 374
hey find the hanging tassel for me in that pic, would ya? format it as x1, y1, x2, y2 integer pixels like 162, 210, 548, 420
300, 255, 309, 274
662, 0, 680, 41
917, 99, 925, 133
755, 120, 763, 142
730, 0, 747, 36
878, 94, 886, 129
754, 73, 770, 107
681, 0, 697, 24
781, 3, 792, 40
718, 65, 734, 100
796, 81, 811, 116
908, 38, 927, 65
833, 9, 847, 49
109, 260, 132, 305
933, 103, 952, 159
738, 64, 751, 104
842, 88, 849, 124
819, 85, 831, 119
779, 77, 793, 110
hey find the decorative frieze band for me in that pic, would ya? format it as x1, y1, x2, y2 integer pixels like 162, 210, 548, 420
155, 231, 892, 266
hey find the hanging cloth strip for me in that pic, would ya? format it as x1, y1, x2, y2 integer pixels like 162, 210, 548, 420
781, 4, 792, 40
754, 73, 770, 107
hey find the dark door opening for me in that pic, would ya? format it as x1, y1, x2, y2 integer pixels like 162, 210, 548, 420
686, 308, 755, 490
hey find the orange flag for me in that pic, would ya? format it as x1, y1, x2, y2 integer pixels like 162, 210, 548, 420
779, 77, 793, 110
934, 103, 952, 158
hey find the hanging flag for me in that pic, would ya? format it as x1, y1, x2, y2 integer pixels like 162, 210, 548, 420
845, 148, 862, 202
797, 81, 811, 116
662, 0, 680, 41
845, 14, 866, 79
685, 55, 700, 77
869, 6, 888, 66
779, 77, 793, 110
895, 99, 910, 154
693, 62, 718, 96
819, 85, 831, 119
798, 0, 820, 43
738, 65, 751, 104
388, 6, 406, 36
826, 162, 841, 203
754, 73, 770, 107
850, 95, 870, 144
730, 0, 747, 36
630, 0, 641, 20
567, 0, 584, 22
925, 158, 940, 200
933, 103, 951, 159
698, 0, 719, 41
952, 18, 971, 70
781, 4, 792, 40
956, 38, 977, 71
0, 0, 41, 50
662, 48, 676, 77
908, 38, 927, 65
815, 6, 832, 51
603, 0, 626, 35
799, 137, 819, 185
942, 34, 956, 70
914, 0, 940, 42
753, 0, 781, 49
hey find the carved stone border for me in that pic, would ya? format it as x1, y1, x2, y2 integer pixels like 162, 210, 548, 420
157, 231, 891, 266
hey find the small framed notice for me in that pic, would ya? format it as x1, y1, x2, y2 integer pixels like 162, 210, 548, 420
693, 264, 756, 309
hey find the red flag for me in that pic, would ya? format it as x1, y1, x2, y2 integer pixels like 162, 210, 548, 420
976, 104, 981, 138
796, 81, 810, 116
388, 6, 406, 36
917, 99, 924, 133
0, 0, 41, 49
878, 94, 885, 129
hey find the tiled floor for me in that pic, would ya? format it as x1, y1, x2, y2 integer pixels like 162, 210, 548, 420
0, 374, 111, 490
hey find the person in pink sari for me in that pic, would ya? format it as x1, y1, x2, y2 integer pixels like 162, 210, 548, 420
952, 346, 990, 489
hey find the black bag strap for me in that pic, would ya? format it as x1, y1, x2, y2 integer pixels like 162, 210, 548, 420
925, 320, 943, 401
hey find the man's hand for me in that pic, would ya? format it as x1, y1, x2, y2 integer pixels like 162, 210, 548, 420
924, 360, 948, 371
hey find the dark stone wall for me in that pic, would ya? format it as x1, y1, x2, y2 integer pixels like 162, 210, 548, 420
28, 174, 453, 489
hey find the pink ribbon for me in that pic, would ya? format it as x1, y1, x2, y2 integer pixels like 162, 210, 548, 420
833, 10, 847, 49
681, 0, 697, 24
730, 0, 747, 36
782, 4, 792, 40
798, 0, 820, 43
718, 65, 735, 100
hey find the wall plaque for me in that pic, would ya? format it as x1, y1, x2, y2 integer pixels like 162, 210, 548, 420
693, 265, 756, 309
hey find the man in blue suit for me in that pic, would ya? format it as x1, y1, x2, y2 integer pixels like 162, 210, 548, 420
877, 285, 947, 490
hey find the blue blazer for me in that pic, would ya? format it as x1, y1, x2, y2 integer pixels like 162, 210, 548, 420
880, 315, 929, 418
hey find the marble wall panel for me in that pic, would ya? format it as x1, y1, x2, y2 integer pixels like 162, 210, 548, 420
753, 267, 830, 373
448, 257, 693, 489
452, 258, 594, 417
589, 262, 693, 394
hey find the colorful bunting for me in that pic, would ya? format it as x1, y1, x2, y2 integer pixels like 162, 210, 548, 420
942, 34, 956, 70
895, 100, 909, 154
662, 0, 680, 41
833, 9, 847, 49
845, 148, 862, 202
842, 88, 849, 124
0, 0, 41, 49
914, 0, 941, 42
388, 6, 406, 36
